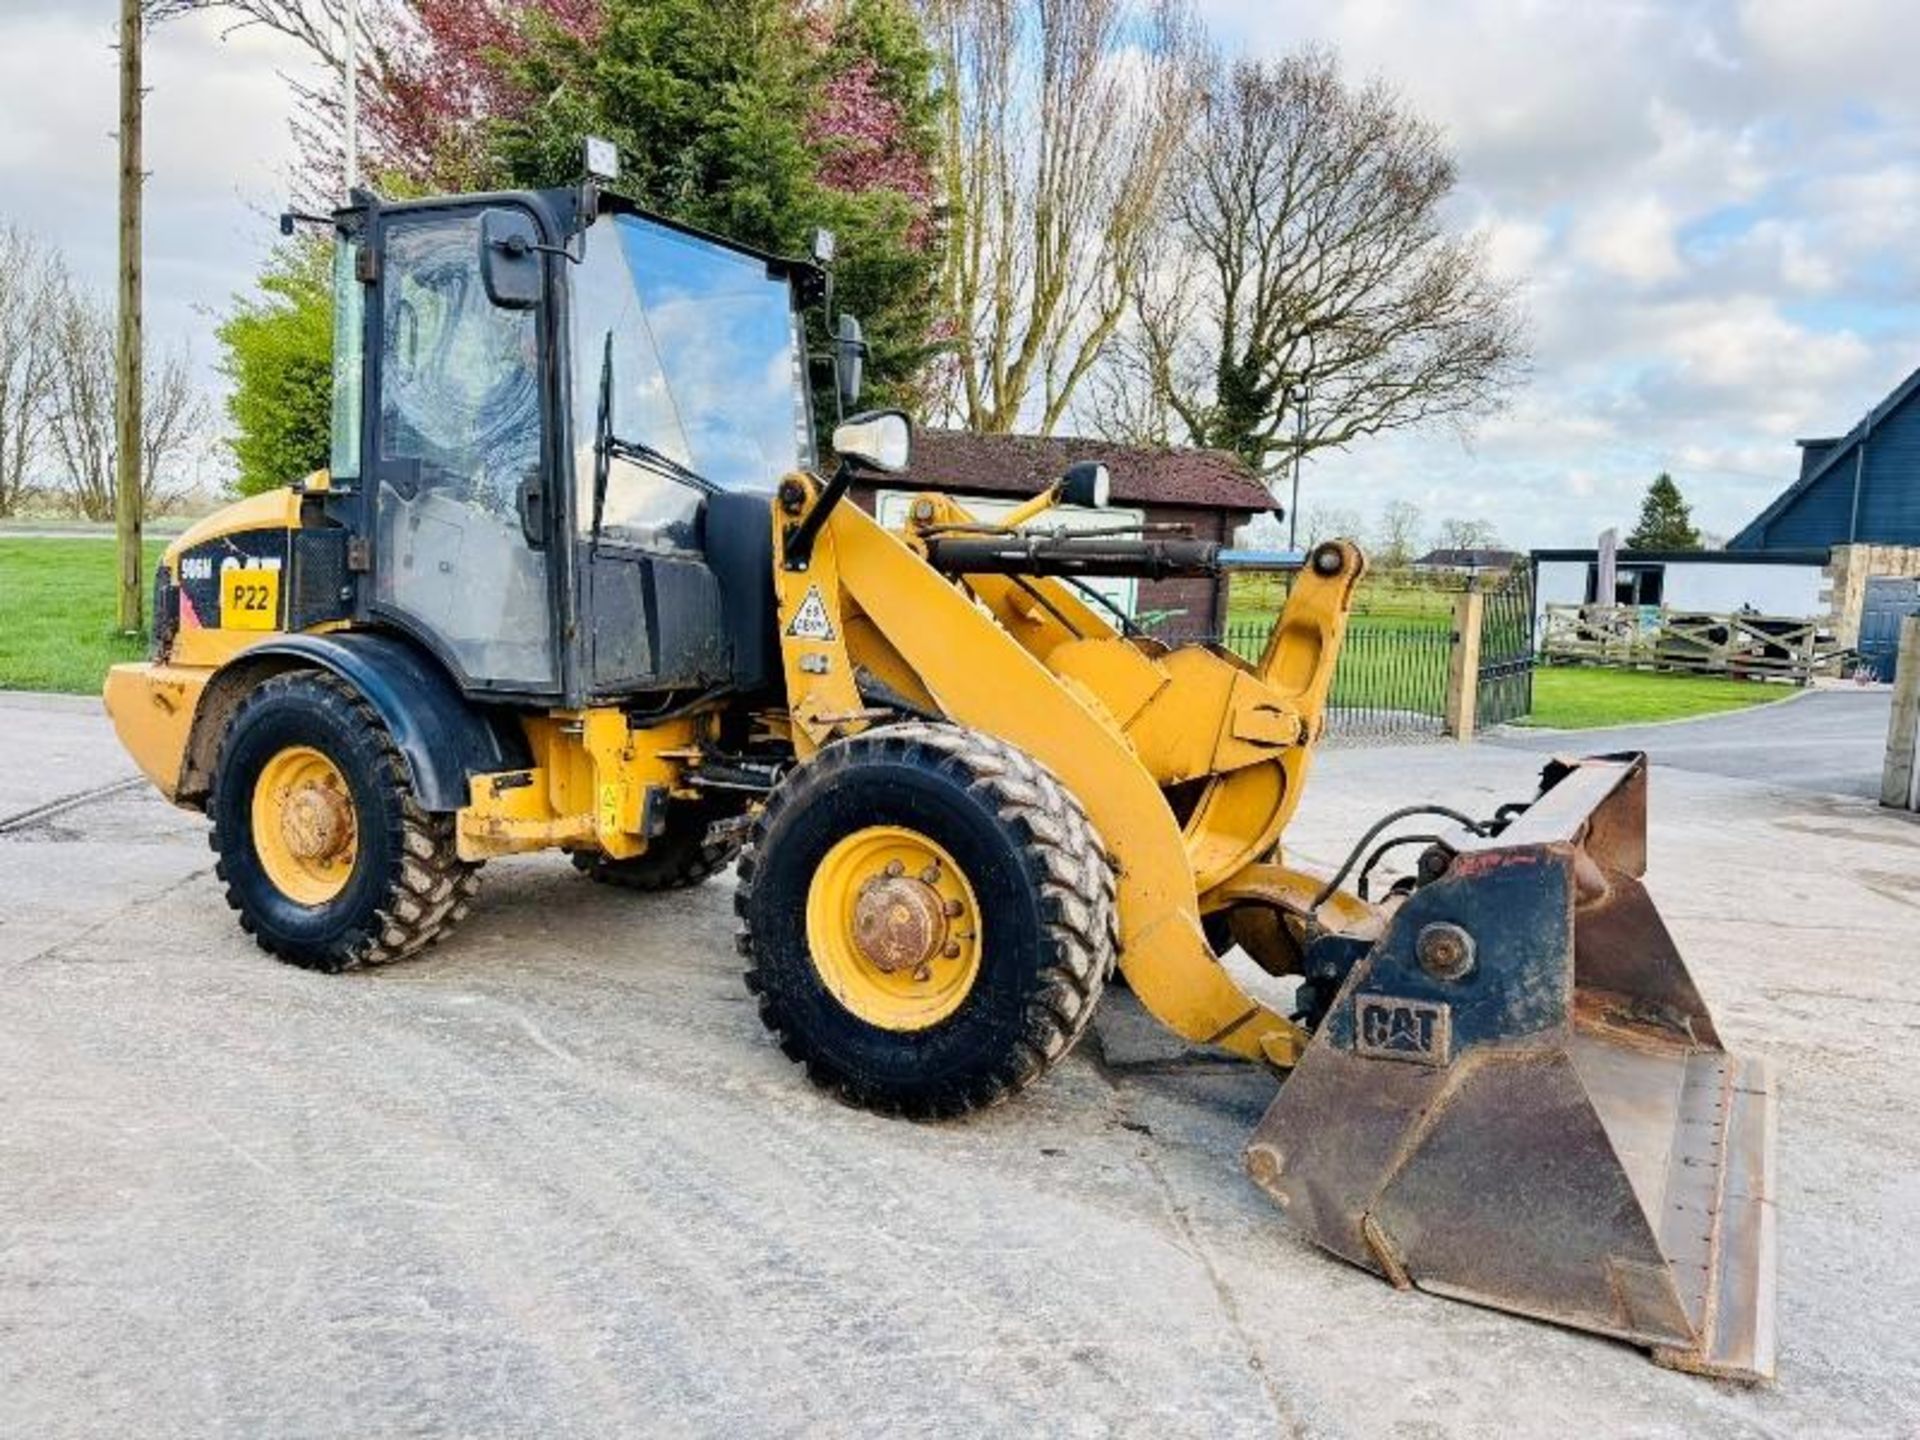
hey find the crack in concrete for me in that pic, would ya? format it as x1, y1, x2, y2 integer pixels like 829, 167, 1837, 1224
0, 776, 145, 835
1091, 1063, 1304, 1437
12, 865, 214, 967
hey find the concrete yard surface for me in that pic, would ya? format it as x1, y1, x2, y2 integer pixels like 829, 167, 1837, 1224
1494, 687, 1895, 801
2, 692, 1918, 1437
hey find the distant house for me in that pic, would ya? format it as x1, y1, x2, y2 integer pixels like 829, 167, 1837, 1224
1411, 547, 1519, 578
846, 429, 1276, 636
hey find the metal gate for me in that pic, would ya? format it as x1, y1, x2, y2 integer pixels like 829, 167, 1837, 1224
1859, 576, 1920, 681
1215, 618, 1451, 739
1476, 560, 1536, 728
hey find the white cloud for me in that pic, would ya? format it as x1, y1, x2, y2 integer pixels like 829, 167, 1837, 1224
1572, 194, 1684, 283
1186, 0, 1920, 546
0, 4, 318, 429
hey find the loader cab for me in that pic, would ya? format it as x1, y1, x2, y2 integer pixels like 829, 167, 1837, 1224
324, 184, 826, 708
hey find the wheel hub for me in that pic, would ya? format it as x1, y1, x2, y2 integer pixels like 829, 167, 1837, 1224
851, 872, 950, 974
280, 784, 353, 863
251, 745, 359, 906
806, 826, 983, 1031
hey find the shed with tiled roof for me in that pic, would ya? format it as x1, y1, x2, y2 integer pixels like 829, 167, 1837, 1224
849, 429, 1277, 636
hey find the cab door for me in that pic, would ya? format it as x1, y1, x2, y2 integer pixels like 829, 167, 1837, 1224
367, 205, 559, 695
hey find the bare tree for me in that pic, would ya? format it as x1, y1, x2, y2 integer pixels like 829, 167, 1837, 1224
924, 0, 1203, 435
1431, 516, 1502, 553
0, 227, 66, 516
1104, 50, 1526, 478
1371, 497, 1423, 570
143, 1, 392, 203
44, 288, 208, 521
43, 291, 116, 521
1298, 502, 1363, 546
143, 0, 377, 64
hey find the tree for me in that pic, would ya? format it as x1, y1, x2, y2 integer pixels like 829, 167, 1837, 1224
1431, 516, 1501, 553
1626, 472, 1701, 550
215, 240, 335, 495
210, 0, 944, 485
490, 0, 941, 414
0, 227, 65, 516
1102, 50, 1526, 477
924, 0, 1203, 433
1371, 498, 1423, 570
362, 0, 601, 192
43, 285, 207, 520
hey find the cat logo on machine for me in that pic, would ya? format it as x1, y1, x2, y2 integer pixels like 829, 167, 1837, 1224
1354, 995, 1451, 1066
785, 586, 836, 642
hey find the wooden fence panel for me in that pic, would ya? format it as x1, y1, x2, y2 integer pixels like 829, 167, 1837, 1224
1541, 605, 1846, 685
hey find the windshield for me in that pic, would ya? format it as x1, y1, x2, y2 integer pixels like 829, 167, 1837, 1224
572, 213, 811, 541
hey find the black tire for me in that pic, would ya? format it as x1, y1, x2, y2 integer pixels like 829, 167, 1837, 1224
570, 797, 742, 891
209, 670, 480, 972
738, 722, 1117, 1118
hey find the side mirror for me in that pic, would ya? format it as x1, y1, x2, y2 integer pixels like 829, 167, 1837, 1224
832, 410, 911, 474
1060, 461, 1112, 509
480, 209, 543, 309
834, 313, 867, 410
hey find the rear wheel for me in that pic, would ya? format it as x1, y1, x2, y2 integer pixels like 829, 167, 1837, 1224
738, 722, 1116, 1117
570, 797, 743, 891
209, 670, 479, 972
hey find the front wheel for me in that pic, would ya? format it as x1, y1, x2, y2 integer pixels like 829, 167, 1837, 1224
737, 723, 1117, 1118
209, 670, 479, 972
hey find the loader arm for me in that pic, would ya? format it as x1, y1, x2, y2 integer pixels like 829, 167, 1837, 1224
771, 480, 1369, 1067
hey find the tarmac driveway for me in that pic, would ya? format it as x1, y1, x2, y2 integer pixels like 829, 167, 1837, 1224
1493, 686, 1894, 799
3, 692, 1918, 1437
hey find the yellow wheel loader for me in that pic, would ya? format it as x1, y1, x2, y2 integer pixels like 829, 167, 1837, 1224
103, 168, 1776, 1381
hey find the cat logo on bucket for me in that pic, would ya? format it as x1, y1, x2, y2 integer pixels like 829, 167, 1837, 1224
1354, 996, 1450, 1066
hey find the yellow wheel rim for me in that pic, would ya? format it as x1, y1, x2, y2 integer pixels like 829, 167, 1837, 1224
250, 745, 359, 906
806, 825, 983, 1032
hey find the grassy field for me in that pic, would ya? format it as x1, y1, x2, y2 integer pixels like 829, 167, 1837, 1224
1517, 666, 1791, 729
1227, 571, 1457, 631
0, 539, 162, 694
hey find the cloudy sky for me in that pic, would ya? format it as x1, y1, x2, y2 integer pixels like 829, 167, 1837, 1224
3, 0, 1916, 546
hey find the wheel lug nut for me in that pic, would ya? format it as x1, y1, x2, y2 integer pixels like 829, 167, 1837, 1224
944, 899, 964, 917
920, 864, 940, 884
942, 940, 961, 959
912, 963, 932, 982
884, 860, 904, 878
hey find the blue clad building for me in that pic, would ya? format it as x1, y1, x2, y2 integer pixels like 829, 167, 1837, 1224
1728, 367, 1920, 677
1731, 367, 1920, 551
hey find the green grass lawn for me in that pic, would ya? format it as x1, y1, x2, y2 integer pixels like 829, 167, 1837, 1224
0, 538, 163, 694
1227, 571, 1457, 631
1516, 666, 1792, 730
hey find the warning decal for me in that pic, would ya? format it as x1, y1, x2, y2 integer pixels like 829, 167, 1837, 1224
785, 586, 837, 641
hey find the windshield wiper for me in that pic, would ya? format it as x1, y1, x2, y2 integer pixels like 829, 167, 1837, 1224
591, 332, 718, 554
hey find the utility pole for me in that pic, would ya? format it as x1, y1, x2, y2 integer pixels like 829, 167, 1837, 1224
113, 0, 144, 637
114, 0, 144, 634
344, 0, 358, 192
1286, 386, 1309, 552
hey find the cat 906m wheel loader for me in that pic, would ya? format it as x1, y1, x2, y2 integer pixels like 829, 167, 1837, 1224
103, 160, 1776, 1382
